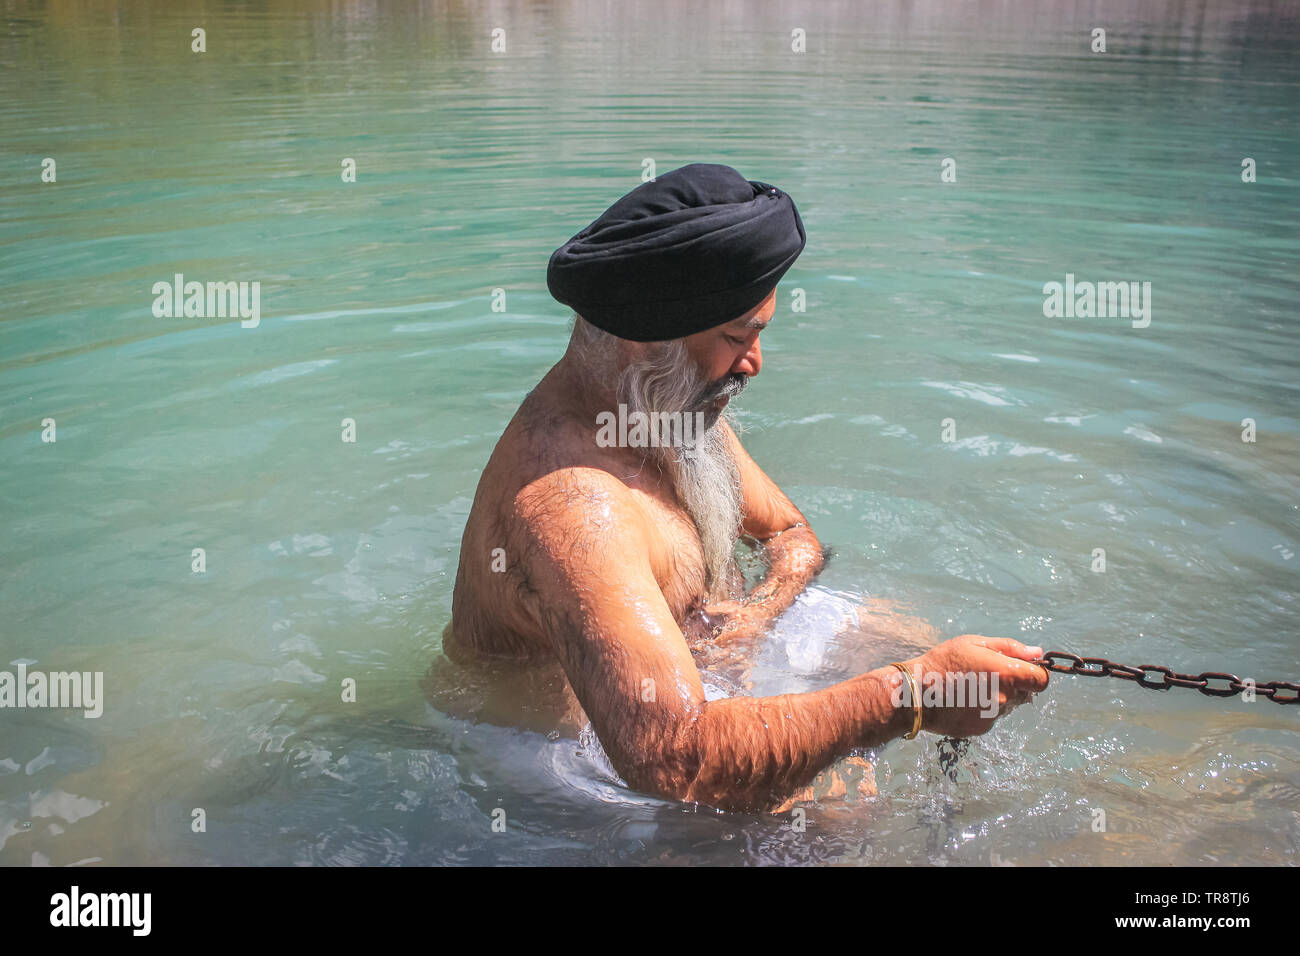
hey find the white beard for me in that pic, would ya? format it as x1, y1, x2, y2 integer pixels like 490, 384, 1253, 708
571, 317, 746, 598
651, 406, 743, 600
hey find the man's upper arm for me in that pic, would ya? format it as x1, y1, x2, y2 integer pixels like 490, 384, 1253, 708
719, 419, 812, 541
512, 468, 708, 792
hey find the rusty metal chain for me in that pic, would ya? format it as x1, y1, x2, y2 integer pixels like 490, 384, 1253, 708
1031, 651, 1300, 704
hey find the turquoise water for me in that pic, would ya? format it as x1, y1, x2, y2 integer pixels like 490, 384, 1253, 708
1, 0, 1297, 865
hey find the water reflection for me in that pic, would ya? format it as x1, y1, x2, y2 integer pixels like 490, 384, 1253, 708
1, 0, 1296, 866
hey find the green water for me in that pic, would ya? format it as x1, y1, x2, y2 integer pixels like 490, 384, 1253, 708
1, 0, 1297, 865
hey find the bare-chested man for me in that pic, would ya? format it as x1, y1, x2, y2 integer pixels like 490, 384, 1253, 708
442, 163, 1048, 813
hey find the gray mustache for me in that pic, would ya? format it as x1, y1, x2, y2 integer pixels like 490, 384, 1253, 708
695, 373, 747, 407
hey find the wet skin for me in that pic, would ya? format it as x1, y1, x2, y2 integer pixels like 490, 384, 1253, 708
440, 289, 1049, 813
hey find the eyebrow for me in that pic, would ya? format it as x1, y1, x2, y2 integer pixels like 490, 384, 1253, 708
738, 317, 770, 331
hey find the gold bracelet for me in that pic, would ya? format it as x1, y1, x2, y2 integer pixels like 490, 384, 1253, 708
889, 662, 923, 740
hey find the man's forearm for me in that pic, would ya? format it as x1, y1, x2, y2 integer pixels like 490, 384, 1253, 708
740, 523, 824, 622
631, 663, 912, 813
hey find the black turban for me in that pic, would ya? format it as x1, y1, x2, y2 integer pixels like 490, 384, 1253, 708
546, 163, 806, 342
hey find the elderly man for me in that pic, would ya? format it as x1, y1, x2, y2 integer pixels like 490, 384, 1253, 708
445, 163, 1048, 813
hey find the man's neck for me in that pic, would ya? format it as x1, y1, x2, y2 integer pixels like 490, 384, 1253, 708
544, 347, 620, 427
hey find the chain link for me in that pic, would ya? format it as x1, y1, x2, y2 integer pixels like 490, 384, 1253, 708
1032, 652, 1299, 704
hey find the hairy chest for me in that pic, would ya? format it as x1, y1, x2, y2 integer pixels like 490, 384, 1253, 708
633, 491, 709, 622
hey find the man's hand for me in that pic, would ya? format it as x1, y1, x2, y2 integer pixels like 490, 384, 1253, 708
700, 598, 769, 643
900, 635, 1049, 738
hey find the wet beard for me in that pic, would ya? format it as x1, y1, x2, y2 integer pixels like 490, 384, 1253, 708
617, 343, 747, 600
663, 410, 744, 600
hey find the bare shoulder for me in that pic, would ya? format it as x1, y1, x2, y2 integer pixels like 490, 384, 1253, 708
511, 466, 650, 572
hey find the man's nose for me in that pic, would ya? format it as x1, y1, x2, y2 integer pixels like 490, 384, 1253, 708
733, 337, 762, 377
